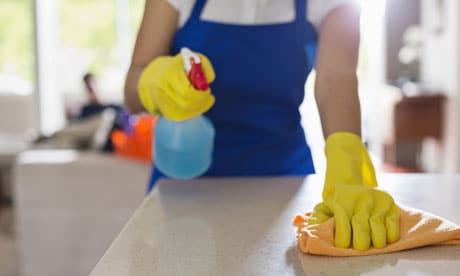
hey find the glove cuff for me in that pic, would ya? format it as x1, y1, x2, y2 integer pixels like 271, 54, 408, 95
325, 132, 362, 152
137, 57, 171, 115
323, 132, 377, 199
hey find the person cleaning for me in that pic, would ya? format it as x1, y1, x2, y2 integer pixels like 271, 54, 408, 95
124, 0, 400, 251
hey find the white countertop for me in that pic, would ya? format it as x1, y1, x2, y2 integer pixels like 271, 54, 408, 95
90, 174, 460, 276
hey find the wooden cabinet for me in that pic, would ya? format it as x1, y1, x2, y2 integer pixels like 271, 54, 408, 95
384, 94, 446, 171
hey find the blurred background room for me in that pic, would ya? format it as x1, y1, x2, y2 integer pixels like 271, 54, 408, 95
0, 0, 459, 275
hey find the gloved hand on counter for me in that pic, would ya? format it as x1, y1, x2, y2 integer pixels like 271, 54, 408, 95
307, 132, 400, 250
137, 52, 216, 121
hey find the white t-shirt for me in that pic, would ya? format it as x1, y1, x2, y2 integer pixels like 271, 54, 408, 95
167, 0, 355, 29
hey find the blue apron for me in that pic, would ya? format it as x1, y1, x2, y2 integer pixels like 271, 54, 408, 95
148, 0, 318, 191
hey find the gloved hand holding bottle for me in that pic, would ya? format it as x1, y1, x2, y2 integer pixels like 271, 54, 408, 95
137, 48, 216, 179
307, 132, 400, 250
137, 50, 216, 121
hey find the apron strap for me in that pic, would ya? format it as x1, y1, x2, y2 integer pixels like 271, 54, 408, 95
295, 0, 307, 24
190, 0, 207, 21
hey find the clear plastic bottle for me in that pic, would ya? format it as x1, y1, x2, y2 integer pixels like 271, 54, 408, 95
154, 115, 215, 179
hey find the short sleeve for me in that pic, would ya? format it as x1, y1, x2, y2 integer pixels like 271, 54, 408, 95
166, 0, 188, 11
166, 0, 196, 28
307, 0, 358, 28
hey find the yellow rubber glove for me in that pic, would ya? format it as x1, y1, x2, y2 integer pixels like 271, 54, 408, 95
137, 53, 216, 121
307, 132, 400, 250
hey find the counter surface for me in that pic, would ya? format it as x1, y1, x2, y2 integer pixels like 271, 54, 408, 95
91, 174, 460, 275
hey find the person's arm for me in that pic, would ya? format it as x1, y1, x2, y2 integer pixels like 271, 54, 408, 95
314, 4, 361, 138
311, 5, 400, 251
124, 0, 179, 113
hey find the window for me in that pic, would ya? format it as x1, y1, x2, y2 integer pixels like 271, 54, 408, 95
55, 0, 143, 113
0, 0, 35, 93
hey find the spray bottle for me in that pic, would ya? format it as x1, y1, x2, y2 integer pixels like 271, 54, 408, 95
154, 48, 215, 179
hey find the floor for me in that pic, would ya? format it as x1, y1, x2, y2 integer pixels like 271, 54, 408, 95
0, 207, 18, 276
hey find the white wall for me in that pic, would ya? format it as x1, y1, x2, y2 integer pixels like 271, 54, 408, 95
33, 0, 66, 135
385, 0, 421, 83
359, 0, 388, 162
420, 0, 460, 172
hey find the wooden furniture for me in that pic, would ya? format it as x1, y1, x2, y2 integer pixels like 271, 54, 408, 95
91, 175, 460, 275
384, 94, 446, 171
0, 137, 29, 205
0, 169, 3, 205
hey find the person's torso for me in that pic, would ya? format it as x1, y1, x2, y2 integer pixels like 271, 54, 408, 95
167, 0, 317, 176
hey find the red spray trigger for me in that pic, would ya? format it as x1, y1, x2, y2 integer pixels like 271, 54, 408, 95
188, 57, 209, 91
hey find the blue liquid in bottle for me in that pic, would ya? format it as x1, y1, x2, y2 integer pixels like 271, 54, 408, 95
154, 115, 215, 179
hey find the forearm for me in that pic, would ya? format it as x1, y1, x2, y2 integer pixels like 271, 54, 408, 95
315, 71, 361, 138
124, 65, 146, 113
314, 4, 361, 138
124, 0, 178, 113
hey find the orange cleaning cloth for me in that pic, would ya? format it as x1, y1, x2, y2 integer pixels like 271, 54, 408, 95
292, 205, 460, 256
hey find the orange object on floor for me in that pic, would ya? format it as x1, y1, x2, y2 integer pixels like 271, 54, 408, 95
111, 115, 157, 163
293, 205, 460, 256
